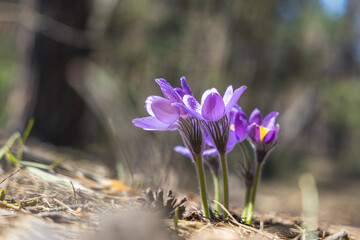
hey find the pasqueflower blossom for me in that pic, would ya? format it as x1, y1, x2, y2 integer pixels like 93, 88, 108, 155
244, 108, 280, 225
176, 85, 247, 122
177, 85, 246, 221
132, 77, 192, 131
133, 77, 211, 219
247, 108, 279, 163
229, 106, 248, 142
247, 108, 279, 144
174, 131, 236, 169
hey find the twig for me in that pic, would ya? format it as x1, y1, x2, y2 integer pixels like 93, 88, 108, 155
213, 200, 241, 226
0, 168, 22, 185
70, 181, 78, 202
36, 212, 81, 222
213, 200, 281, 239
53, 198, 77, 216
26, 203, 89, 213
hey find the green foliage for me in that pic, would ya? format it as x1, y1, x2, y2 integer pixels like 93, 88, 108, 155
0, 188, 6, 201
0, 119, 51, 170
173, 206, 179, 232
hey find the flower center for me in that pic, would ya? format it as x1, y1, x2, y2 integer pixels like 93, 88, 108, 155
259, 126, 270, 142
230, 124, 235, 131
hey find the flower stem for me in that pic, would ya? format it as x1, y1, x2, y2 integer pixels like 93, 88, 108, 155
213, 172, 221, 217
220, 153, 229, 221
239, 142, 250, 169
241, 185, 251, 221
246, 162, 262, 225
195, 153, 210, 219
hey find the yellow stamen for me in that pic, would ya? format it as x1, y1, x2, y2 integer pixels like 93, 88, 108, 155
230, 124, 235, 131
259, 126, 270, 142
201, 102, 204, 107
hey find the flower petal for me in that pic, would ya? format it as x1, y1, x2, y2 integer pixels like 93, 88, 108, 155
249, 108, 261, 125
263, 129, 276, 143
201, 92, 225, 121
145, 95, 163, 116
204, 130, 215, 147
174, 88, 186, 98
263, 124, 280, 143
151, 98, 180, 124
262, 112, 279, 128
155, 78, 181, 102
132, 116, 175, 131
175, 95, 204, 119
228, 105, 242, 122
226, 138, 237, 152
174, 146, 192, 159
234, 112, 248, 142
180, 76, 193, 96
225, 86, 247, 113
203, 148, 218, 156
247, 123, 260, 142
201, 88, 220, 105
223, 85, 233, 106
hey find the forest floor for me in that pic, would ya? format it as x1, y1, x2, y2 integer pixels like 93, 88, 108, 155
0, 142, 359, 240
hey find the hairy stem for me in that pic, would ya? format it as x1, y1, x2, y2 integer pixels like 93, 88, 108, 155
220, 153, 229, 221
246, 162, 262, 225
213, 172, 221, 217
195, 153, 210, 218
241, 185, 251, 221
239, 142, 250, 169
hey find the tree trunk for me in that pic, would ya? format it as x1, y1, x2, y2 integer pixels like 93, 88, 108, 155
23, 0, 90, 145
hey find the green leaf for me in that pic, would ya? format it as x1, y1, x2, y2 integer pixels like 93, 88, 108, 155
173, 207, 179, 232
6, 152, 19, 164
22, 118, 34, 143
19, 161, 49, 170
0, 188, 6, 201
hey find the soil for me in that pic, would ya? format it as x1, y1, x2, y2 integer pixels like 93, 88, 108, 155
0, 142, 359, 240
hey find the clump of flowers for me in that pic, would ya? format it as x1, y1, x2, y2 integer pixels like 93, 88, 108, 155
133, 77, 279, 224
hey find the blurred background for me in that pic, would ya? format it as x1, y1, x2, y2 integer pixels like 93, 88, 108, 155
0, 0, 359, 226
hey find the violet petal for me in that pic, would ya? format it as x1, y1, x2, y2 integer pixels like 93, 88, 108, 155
225, 86, 247, 113
264, 116, 276, 130
249, 108, 261, 125
263, 129, 276, 143
201, 92, 225, 121
174, 146, 192, 158
203, 148, 218, 156
174, 88, 186, 98
201, 88, 219, 105
223, 85, 234, 106
177, 95, 204, 119
155, 78, 181, 102
151, 98, 180, 124
247, 123, 260, 142
132, 116, 175, 131
145, 95, 163, 116
262, 112, 279, 128
234, 113, 248, 142
180, 76, 193, 96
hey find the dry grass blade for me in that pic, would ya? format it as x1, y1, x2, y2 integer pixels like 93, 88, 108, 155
53, 198, 77, 216
0, 168, 22, 185
213, 200, 281, 240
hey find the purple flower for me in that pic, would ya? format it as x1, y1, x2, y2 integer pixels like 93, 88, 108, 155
247, 108, 280, 163
229, 106, 248, 142
174, 146, 218, 159
174, 127, 236, 160
247, 108, 279, 144
176, 85, 247, 122
132, 77, 192, 131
